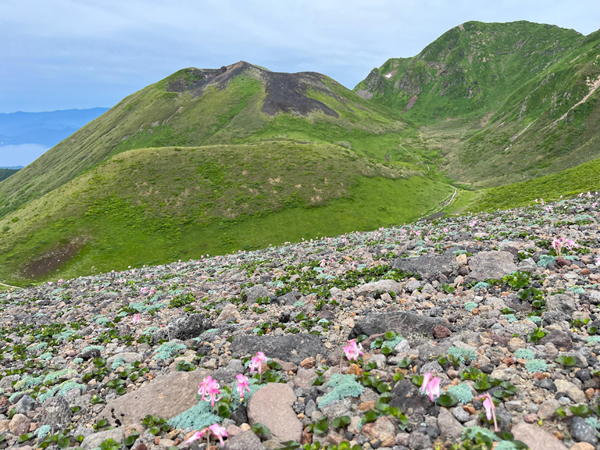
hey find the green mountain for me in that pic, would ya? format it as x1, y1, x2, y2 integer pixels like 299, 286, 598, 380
0, 63, 453, 284
0, 62, 427, 218
355, 21, 600, 186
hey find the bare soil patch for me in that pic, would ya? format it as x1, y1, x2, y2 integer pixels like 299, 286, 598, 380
21, 239, 86, 279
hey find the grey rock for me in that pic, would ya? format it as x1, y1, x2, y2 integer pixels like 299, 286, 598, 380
571, 416, 598, 444
320, 398, 352, 423
539, 329, 573, 351
420, 361, 443, 375
404, 280, 422, 293
467, 251, 517, 281
165, 313, 212, 340
544, 294, 577, 324
217, 304, 241, 323
451, 407, 470, 423
0, 375, 19, 390
512, 422, 568, 450
14, 395, 39, 414
244, 285, 271, 303
79, 347, 101, 360
247, 383, 302, 444
517, 258, 538, 273
231, 334, 326, 365
355, 279, 402, 297
213, 359, 245, 384
40, 396, 72, 431
106, 352, 143, 367
392, 253, 458, 281
223, 430, 264, 450
304, 399, 317, 417
389, 380, 437, 415
82, 429, 125, 449
408, 431, 431, 450
437, 408, 463, 441
349, 311, 444, 340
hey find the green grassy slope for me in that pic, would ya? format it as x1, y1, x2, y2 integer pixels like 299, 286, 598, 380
0, 142, 453, 285
0, 62, 422, 219
355, 22, 600, 186
0, 169, 19, 183
468, 158, 600, 212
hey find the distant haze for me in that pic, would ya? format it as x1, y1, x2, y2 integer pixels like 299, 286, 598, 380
1, 0, 598, 113
0, 108, 108, 166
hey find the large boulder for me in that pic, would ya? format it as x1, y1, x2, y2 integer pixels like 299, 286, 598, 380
466, 251, 517, 281
231, 334, 327, 365
98, 369, 211, 430
247, 383, 302, 444
392, 253, 458, 281
349, 311, 444, 340
512, 422, 568, 450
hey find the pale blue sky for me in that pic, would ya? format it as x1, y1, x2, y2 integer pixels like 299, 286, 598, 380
1, 0, 598, 113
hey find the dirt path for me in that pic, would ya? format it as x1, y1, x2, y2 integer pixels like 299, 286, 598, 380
555, 75, 600, 124
430, 187, 458, 216
0, 281, 19, 290
399, 141, 430, 172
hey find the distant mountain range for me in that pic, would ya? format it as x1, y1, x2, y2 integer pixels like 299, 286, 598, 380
0, 107, 108, 147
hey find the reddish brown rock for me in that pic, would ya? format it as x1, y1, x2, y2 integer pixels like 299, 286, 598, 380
433, 325, 451, 339
361, 416, 396, 447
556, 257, 571, 267
300, 357, 316, 369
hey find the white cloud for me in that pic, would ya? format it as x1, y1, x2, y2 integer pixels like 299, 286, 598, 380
0, 0, 598, 112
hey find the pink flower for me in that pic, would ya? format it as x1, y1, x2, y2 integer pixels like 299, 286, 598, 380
320, 259, 326, 268
343, 339, 364, 362
198, 376, 221, 406
546, 206, 552, 213
132, 314, 140, 325
596, 257, 600, 267
183, 429, 207, 445
236, 374, 250, 399
480, 393, 498, 431
421, 372, 441, 402
209, 423, 228, 445
469, 220, 477, 227
443, 227, 448, 233
249, 352, 268, 374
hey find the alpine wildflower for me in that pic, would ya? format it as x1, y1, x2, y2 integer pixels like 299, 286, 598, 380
132, 314, 140, 325
198, 376, 221, 406
479, 393, 498, 431
236, 374, 250, 400
208, 423, 228, 446
420, 372, 441, 402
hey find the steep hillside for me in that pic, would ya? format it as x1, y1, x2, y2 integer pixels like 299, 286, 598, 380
0, 62, 424, 218
355, 22, 600, 186
0, 168, 19, 183
0, 142, 453, 285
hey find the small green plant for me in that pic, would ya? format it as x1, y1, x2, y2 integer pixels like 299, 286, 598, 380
557, 355, 577, 367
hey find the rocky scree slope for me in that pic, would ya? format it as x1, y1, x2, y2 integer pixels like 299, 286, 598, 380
0, 195, 599, 449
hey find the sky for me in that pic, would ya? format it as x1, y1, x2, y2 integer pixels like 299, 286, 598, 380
1, 0, 598, 114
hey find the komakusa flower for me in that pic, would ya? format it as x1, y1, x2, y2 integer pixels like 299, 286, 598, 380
479, 393, 498, 431
236, 374, 250, 399
343, 339, 364, 362
420, 372, 441, 402
249, 352, 268, 374
198, 376, 221, 406
183, 429, 207, 445
132, 314, 140, 325
209, 423, 228, 445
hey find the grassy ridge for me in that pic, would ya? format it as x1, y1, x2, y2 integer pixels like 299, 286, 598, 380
0, 64, 417, 219
0, 169, 19, 183
0, 142, 453, 284
468, 158, 600, 212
